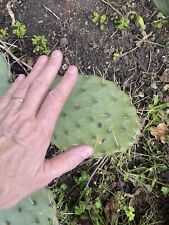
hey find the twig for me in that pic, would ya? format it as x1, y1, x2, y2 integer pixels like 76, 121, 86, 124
119, 32, 153, 58
79, 156, 108, 200
100, 0, 122, 16
0, 41, 32, 71
43, 5, 60, 21
6, 0, 15, 25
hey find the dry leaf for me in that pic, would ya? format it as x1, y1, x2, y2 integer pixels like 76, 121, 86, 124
163, 84, 169, 91
104, 197, 118, 225
150, 123, 169, 144
160, 69, 169, 83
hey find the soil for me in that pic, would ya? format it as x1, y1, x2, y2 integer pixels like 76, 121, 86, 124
0, 0, 169, 224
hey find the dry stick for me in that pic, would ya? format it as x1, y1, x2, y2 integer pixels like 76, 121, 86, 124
119, 32, 153, 59
0, 41, 32, 71
43, 5, 60, 21
6, 0, 15, 25
79, 156, 108, 200
100, 0, 122, 16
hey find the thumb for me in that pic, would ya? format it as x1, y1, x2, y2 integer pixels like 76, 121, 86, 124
39, 145, 93, 186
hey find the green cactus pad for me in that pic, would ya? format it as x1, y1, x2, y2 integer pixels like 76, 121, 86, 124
0, 53, 10, 97
51, 75, 140, 156
0, 188, 59, 225
152, 0, 169, 16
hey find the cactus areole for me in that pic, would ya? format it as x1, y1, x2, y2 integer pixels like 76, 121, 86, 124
51, 75, 140, 156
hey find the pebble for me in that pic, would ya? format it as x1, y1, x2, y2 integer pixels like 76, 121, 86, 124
60, 37, 68, 47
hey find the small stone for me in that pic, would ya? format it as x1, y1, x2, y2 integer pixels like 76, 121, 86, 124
85, 20, 89, 26
60, 37, 68, 47
150, 82, 157, 90
160, 69, 169, 83
163, 84, 169, 91
62, 64, 68, 70
138, 92, 144, 98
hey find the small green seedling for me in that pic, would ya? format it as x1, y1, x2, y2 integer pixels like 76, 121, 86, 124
32, 35, 50, 54
92, 11, 100, 24
92, 11, 107, 30
161, 186, 169, 196
153, 12, 168, 29
135, 14, 146, 30
0, 28, 9, 41
74, 201, 87, 216
115, 17, 130, 29
146, 95, 169, 130
112, 48, 123, 62
123, 206, 135, 222
129, 12, 146, 30
100, 14, 107, 30
12, 21, 27, 38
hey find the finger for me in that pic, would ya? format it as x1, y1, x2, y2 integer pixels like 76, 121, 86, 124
37, 65, 78, 135
39, 145, 93, 186
21, 50, 63, 115
25, 55, 48, 84
7, 55, 48, 113
0, 74, 25, 110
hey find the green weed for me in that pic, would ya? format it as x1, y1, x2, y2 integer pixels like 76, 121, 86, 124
32, 35, 50, 54
153, 12, 168, 29
92, 11, 107, 30
123, 206, 135, 222
0, 28, 9, 41
115, 17, 130, 29
112, 48, 123, 62
161, 186, 169, 196
146, 95, 169, 129
12, 21, 27, 38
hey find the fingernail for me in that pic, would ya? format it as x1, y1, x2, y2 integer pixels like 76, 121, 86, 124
17, 74, 25, 80
81, 146, 94, 159
38, 55, 48, 63
51, 50, 62, 58
67, 65, 78, 75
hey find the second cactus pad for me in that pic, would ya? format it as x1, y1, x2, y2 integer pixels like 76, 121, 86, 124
0, 188, 58, 225
52, 75, 140, 156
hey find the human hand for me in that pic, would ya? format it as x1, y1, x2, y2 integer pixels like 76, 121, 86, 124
0, 50, 93, 209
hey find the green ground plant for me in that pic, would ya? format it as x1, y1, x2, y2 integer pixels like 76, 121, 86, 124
112, 48, 123, 61
92, 11, 107, 30
115, 16, 130, 29
32, 35, 50, 54
153, 12, 168, 29
12, 21, 27, 38
0, 28, 9, 41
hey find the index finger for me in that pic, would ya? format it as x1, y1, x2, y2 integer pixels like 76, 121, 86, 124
37, 65, 78, 135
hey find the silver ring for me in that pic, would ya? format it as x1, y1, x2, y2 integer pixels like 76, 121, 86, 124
12, 97, 24, 102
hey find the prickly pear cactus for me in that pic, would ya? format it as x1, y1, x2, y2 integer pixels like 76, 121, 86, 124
51, 75, 140, 156
152, 0, 169, 16
0, 188, 59, 225
0, 52, 140, 156
0, 53, 10, 97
